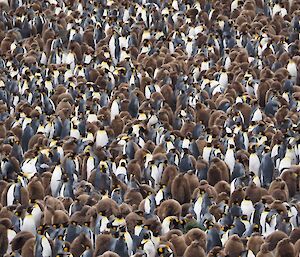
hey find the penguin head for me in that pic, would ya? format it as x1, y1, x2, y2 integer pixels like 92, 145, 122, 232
26, 205, 34, 215
241, 215, 248, 221
37, 224, 49, 235
62, 242, 71, 253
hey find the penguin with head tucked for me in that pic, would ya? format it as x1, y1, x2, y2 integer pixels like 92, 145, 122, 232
70, 233, 92, 257
171, 173, 191, 205
27, 176, 45, 202
157, 199, 182, 221
224, 234, 245, 257
256, 243, 273, 257
275, 238, 295, 257
183, 240, 205, 257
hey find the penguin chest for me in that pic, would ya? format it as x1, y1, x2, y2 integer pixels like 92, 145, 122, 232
59, 183, 66, 197
96, 130, 109, 148
290, 207, 300, 227
242, 132, 249, 150
70, 129, 80, 139
272, 4, 281, 16
201, 61, 209, 71
66, 52, 75, 65
169, 41, 175, 53
249, 154, 260, 176
77, 67, 85, 77
41, 236, 52, 257
194, 196, 203, 221
64, 70, 73, 81
285, 149, 296, 164
32, 205, 42, 227
40, 52, 47, 65
115, 166, 127, 177
7, 229, 16, 252
203, 147, 212, 162
166, 141, 175, 152
260, 211, 268, 233
143, 240, 156, 257
7, 183, 16, 206
251, 108, 262, 122
22, 215, 36, 235
161, 218, 171, 234
221, 230, 229, 245
287, 62, 298, 78
12, 95, 20, 107
231, 178, 238, 194
155, 189, 164, 205
145, 85, 152, 99
224, 150, 235, 173
271, 144, 279, 158
124, 232, 133, 255
112, 218, 125, 227
241, 201, 254, 220
224, 56, 231, 70
85, 132, 94, 142
109, 36, 116, 58
100, 216, 110, 233
219, 72, 228, 87
186, 42, 193, 57
21, 158, 37, 179
265, 217, 276, 237
86, 157, 95, 179
51, 166, 62, 196
182, 138, 190, 149
150, 165, 161, 187
279, 157, 291, 174
45, 81, 53, 94
144, 197, 152, 214
22, 117, 32, 131
111, 101, 120, 121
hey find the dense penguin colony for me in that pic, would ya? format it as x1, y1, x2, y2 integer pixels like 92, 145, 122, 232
2, 0, 300, 256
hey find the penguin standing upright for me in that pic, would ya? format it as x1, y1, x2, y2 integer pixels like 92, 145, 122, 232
249, 146, 260, 177
109, 30, 121, 65
51, 164, 63, 197
260, 151, 274, 187
224, 144, 235, 176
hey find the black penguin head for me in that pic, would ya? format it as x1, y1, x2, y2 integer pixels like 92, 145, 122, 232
143, 232, 151, 240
